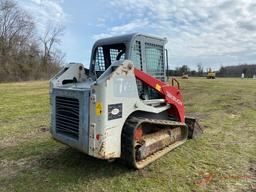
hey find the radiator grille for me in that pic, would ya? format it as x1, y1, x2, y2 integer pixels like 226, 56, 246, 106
55, 96, 79, 139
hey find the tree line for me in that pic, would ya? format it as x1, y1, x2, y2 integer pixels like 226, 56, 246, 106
0, 0, 64, 82
167, 63, 205, 77
217, 64, 256, 77
167, 63, 256, 78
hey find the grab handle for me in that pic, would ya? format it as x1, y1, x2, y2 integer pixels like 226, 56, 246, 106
171, 78, 180, 89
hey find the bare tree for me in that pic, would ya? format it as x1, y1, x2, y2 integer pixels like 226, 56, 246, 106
0, 0, 64, 82
0, 0, 37, 81
197, 63, 204, 77
40, 24, 64, 69
0, 0, 35, 54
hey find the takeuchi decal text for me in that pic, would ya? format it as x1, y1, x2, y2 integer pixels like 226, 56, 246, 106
166, 92, 182, 106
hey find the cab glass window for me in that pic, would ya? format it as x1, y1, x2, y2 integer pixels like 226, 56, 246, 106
94, 43, 126, 77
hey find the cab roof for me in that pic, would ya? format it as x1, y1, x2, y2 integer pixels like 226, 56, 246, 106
92, 33, 167, 48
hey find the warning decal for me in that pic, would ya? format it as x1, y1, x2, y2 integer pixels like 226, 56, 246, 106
155, 83, 161, 92
96, 102, 103, 116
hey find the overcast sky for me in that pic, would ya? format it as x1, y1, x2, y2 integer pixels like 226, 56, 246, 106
20, 0, 256, 70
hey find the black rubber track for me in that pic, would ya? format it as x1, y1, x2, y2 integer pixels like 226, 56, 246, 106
121, 117, 188, 169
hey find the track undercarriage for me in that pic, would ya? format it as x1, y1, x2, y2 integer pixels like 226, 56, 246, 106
121, 117, 190, 169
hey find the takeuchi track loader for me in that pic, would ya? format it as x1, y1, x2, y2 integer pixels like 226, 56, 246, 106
49, 33, 202, 169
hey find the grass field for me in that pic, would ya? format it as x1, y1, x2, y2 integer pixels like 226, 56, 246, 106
0, 78, 255, 192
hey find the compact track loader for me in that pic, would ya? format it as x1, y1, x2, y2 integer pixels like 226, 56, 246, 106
50, 33, 202, 169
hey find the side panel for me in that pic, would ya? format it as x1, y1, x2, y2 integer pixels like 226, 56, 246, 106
89, 74, 140, 159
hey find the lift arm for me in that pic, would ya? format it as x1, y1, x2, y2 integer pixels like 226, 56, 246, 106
134, 68, 185, 123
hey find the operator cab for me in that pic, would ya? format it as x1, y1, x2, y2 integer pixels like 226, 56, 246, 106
89, 33, 168, 99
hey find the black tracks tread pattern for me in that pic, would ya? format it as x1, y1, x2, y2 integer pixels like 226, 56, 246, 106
121, 117, 187, 169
